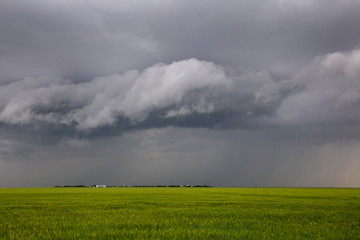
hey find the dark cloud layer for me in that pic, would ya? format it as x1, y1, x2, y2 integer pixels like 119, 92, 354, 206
1, 0, 360, 187
1, 128, 359, 188
1, 0, 360, 82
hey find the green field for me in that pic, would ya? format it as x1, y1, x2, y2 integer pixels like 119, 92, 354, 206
0, 188, 359, 239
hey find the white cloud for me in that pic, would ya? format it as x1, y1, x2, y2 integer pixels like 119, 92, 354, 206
0, 59, 234, 130
278, 48, 360, 125
1, 58, 294, 131
1, 49, 360, 131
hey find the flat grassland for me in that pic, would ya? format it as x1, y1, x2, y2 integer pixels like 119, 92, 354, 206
0, 188, 359, 239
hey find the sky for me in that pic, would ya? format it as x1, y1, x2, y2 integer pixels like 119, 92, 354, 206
1, 0, 360, 187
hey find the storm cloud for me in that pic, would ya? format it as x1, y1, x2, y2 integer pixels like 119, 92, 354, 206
1, 0, 360, 82
1, 49, 360, 132
0, 58, 296, 131
0, 0, 360, 187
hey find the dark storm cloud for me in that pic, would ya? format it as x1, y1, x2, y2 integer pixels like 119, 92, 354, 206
1, 128, 360, 188
1, 0, 360, 82
1, 0, 360, 188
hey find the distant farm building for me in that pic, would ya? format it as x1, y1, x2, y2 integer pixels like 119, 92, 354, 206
95, 185, 106, 188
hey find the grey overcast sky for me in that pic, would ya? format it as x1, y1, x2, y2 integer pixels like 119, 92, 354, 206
1, 0, 360, 187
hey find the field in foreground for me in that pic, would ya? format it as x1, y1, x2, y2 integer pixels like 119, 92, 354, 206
0, 188, 359, 239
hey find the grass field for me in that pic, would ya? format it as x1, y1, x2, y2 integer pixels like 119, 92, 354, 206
0, 187, 359, 239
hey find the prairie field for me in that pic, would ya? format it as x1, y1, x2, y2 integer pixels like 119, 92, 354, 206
0, 187, 359, 239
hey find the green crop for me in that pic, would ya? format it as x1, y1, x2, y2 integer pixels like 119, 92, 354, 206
0, 188, 359, 239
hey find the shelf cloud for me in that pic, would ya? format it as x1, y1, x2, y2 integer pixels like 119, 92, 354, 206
1, 49, 360, 133
0, 59, 288, 131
